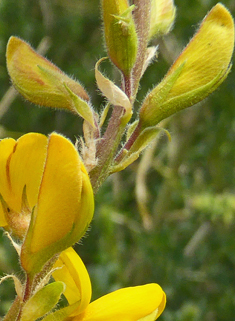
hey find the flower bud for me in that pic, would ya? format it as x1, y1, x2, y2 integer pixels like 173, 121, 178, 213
149, 0, 176, 40
102, 0, 138, 76
6, 37, 95, 127
0, 132, 94, 274
140, 3, 234, 128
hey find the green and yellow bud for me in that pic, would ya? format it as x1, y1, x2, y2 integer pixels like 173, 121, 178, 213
140, 3, 234, 128
0, 132, 94, 274
102, 0, 138, 76
6, 37, 95, 127
149, 0, 176, 40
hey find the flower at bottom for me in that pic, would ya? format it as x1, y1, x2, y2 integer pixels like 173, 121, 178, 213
52, 247, 166, 321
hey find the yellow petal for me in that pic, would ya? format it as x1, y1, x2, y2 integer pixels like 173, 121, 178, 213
53, 247, 92, 316
149, 0, 176, 40
8, 133, 48, 213
74, 283, 166, 321
20, 133, 94, 274
0, 133, 47, 232
0, 138, 16, 226
29, 133, 83, 253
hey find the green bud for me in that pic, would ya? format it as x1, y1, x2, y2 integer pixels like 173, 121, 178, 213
102, 0, 138, 76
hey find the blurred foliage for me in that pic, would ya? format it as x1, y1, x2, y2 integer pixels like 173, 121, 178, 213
0, 0, 235, 320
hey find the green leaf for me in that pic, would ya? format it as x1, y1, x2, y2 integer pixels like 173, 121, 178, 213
20, 281, 65, 321
111, 126, 170, 172
63, 83, 95, 128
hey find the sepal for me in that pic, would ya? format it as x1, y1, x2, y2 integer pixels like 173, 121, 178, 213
112, 126, 170, 172
139, 62, 184, 128
41, 302, 80, 321
63, 83, 95, 128
20, 281, 65, 321
99, 103, 111, 128
141, 46, 158, 78
95, 58, 132, 124
0, 274, 23, 302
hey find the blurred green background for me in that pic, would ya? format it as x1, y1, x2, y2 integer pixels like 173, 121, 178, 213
0, 0, 235, 320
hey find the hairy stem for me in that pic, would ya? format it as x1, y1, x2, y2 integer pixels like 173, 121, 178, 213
3, 297, 21, 321
132, 0, 151, 96
90, 105, 126, 193
115, 121, 141, 163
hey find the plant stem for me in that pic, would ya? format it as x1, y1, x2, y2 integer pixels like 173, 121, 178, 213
89, 70, 137, 192
132, 0, 151, 96
90, 105, 126, 193
2, 297, 21, 321
123, 73, 132, 101
22, 274, 33, 303
115, 121, 141, 163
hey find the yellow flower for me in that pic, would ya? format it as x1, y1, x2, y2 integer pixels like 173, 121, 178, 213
0, 133, 94, 274
149, 0, 176, 40
139, 3, 234, 128
51, 247, 166, 321
6, 37, 95, 127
